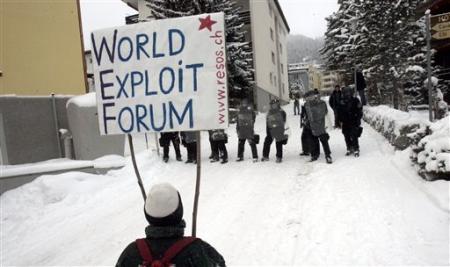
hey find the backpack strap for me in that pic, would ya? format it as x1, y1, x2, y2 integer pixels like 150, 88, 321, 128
136, 238, 154, 265
160, 237, 198, 265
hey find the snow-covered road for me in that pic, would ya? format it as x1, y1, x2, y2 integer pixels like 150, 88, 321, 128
1, 105, 449, 266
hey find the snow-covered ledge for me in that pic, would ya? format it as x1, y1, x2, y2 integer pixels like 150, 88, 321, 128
0, 155, 125, 178
363, 105, 429, 150
0, 155, 126, 194
363, 106, 449, 181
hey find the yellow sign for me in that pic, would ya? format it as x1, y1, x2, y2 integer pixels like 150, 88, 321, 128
432, 21, 450, 32
431, 12, 450, 40
432, 29, 450, 40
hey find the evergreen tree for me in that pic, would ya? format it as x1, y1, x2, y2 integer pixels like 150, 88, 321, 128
321, 0, 447, 109
143, 0, 254, 108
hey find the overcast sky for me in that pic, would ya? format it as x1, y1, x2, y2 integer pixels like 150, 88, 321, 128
278, 0, 338, 38
80, 0, 338, 50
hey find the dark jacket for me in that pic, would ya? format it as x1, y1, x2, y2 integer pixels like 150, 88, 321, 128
181, 132, 197, 144
116, 221, 225, 267
160, 132, 180, 146
300, 105, 309, 128
356, 72, 366, 91
329, 90, 342, 110
337, 97, 363, 128
209, 129, 227, 142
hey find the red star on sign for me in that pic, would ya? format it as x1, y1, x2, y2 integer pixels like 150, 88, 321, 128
198, 15, 217, 31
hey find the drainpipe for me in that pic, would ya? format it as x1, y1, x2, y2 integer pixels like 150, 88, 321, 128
59, 129, 73, 159
51, 93, 62, 157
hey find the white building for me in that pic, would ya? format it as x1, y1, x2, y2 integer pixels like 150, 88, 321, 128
235, 0, 290, 111
321, 70, 339, 93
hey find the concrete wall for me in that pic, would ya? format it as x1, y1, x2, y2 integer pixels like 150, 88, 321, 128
67, 95, 125, 160
0, 0, 87, 95
0, 96, 71, 165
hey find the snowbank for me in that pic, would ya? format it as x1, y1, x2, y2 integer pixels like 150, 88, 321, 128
66, 92, 96, 108
364, 106, 450, 180
412, 117, 450, 180
363, 105, 429, 149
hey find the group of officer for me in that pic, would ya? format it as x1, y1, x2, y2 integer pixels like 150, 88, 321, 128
158, 86, 362, 164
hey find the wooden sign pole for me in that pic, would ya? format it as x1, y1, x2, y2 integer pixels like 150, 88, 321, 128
128, 134, 147, 201
192, 131, 202, 237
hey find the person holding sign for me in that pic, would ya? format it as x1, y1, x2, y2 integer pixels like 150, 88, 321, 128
160, 132, 182, 163
236, 99, 259, 162
181, 131, 197, 164
116, 183, 226, 267
262, 99, 287, 163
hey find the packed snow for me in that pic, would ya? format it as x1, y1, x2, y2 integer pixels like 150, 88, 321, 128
66, 92, 96, 108
1, 103, 449, 266
417, 118, 450, 173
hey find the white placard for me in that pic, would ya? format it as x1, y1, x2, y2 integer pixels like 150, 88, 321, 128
91, 13, 228, 135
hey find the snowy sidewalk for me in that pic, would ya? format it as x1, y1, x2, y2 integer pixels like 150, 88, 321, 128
1, 105, 449, 266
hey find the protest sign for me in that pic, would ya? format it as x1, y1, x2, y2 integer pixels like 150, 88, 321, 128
91, 13, 228, 135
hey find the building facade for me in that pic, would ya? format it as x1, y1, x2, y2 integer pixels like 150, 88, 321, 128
236, 0, 290, 111
288, 63, 310, 94
307, 64, 339, 94
0, 0, 87, 95
308, 64, 322, 91
321, 70, 339, 92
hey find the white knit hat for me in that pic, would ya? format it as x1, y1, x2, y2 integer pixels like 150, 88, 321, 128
144, 183, 183, 226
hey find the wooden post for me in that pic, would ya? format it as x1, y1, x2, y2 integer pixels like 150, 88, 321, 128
128, 134, 147, 201
192, 131, 202, 237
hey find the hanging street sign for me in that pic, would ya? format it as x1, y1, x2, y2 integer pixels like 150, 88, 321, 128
432, 29, 450, 40
432, 21, 450, 32
431, 12, 450, 40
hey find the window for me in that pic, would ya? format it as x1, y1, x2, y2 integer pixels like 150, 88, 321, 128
271, 52, 275, 64
279, 43, 282, 54
268, 3, 273, 17
281, 63, 284, 74
270, 72, 273, 85
282, 83, 285, 94
270, 28, 274, 41
274, 76, 277, 87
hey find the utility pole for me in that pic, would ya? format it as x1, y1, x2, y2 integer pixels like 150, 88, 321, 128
426, 9, 434, 122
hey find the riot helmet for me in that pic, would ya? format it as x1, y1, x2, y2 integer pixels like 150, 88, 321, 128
342, 87, 354, 99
